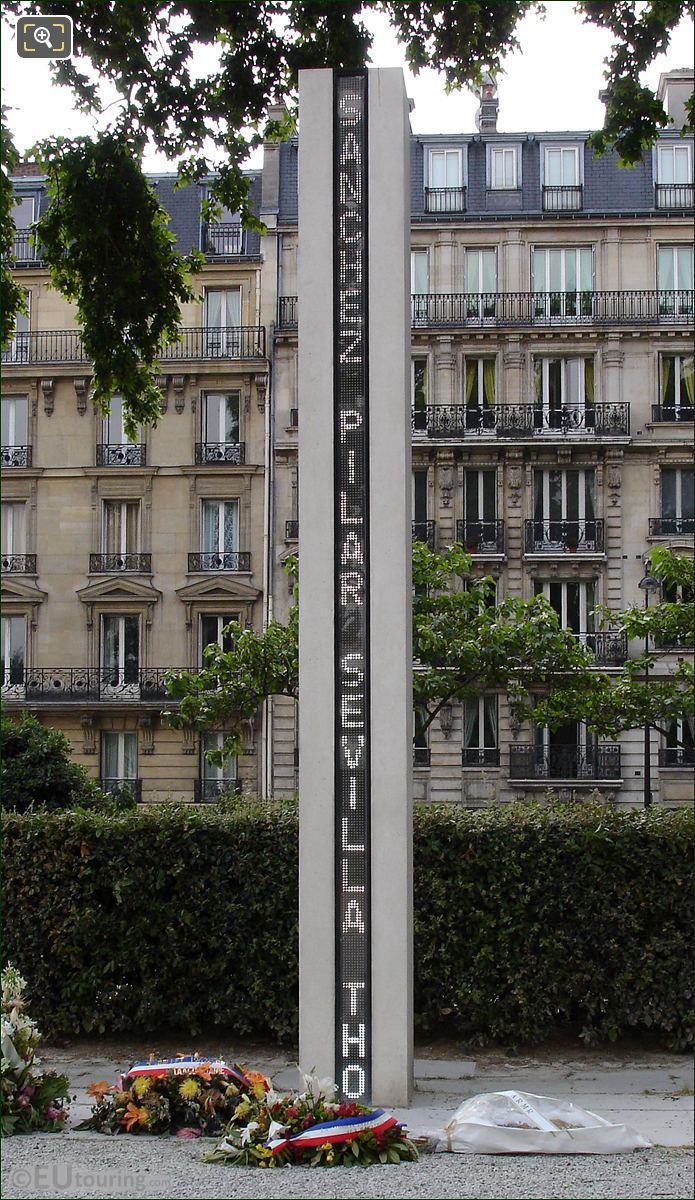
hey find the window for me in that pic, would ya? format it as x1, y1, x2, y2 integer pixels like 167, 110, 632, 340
660, 467, 694, 534
661, 718, 694, 767
200, 731, 237, 799
198, 392, 242, 463
464, 249, 497, 319
489, 146, 518, 190
13, 196, 35, 228
426, 149, 464, 212
102, 501, 139, 555
656, 144, 693, 207
657, 246, 694, 317
204, 288, 242, 355
1, 614, 25, 693
533, 720, 594, 778
463, 358, 496, 430
204, 195, 243, 255
1, 396, 29, 467
4, 293, 30, 362
545, 146, 580, 186
200, 499, 240, 568
413, 707, 430, 767
101, 614, 140, 692
411, 250, 429, 323
12, 198, 36, 262
461, 470, 498, 551
532, 247, 594, 319
533, 357, 595, 431
535, 579, 596, 637
200, 612, 239, 665
412, 469, 432, 547
531, 469, 599, 551
659, 355, 694, 421
1, 503, 26, 556
463, 696, 498, 766
411, 358, 428, 433
101, 732, 138, 795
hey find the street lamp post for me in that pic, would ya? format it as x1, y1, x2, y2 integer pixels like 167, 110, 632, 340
638, 572, 660, 809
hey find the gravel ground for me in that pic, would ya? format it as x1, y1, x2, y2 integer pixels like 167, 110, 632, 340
2, 1135, 693, 1200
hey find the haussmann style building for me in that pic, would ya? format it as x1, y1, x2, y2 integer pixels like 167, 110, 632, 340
2, 70, 693, 809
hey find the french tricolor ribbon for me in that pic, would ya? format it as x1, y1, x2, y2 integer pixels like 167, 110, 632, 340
119, 1058, 249, 1089
266, 1109, 399, 1155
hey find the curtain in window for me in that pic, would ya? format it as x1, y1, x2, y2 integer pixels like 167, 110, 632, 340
223, 502, 238, 553
533, 359, 543, 405
584, 471, 595, 521
657, 248, 675, 290
683, 356, 695, 407
202, 502, 219, 553
205, 290, 223, 328
465, 361, 477, 407
1, 504, 25, 554
484, 696, 497, 747
584, 359, 595, 407
463, 698, 478, 748
483, 360, 495, 408
661, 357, 673, 406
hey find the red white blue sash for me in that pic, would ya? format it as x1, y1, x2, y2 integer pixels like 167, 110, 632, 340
266, 1109, 399, 1155
119, 1057, 248, 1088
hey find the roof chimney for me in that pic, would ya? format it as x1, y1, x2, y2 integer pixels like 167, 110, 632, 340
657, 68, 694, 131
475, 73, 498, 134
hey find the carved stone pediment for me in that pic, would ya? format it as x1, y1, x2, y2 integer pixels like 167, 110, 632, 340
76, 576, 162, 605
175, 576, 261, 605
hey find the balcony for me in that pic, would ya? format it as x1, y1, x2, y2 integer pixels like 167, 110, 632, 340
509, 744, 621, 780
658, 747, 694, 768
655, 183, 694, 210
0, 326, 266, 365
462, 748, 500, 767
424, 186, 466, 214
649, 517, 694, 538
1, 667, 188, 703
88, 553, 151, 574
12, 229, 41, 265
580, 632, 628, 667
525, 519, 605, 555
412, 520, 436, 549
1, 553, 36, 573
542, 185, 583, 211
277, 296, 298, 328
194, 442, 245, 466
652, 405, 694, 423
100, 778, 143, 802
96, 444, 146, 467
1, 446, 32, 468
415, 404, 629, 439
193, 779, 244, 802
411, 290, 693, 328
456, 520, 505, 554
204, 224, 244, 257
188, 551, 251, 572
285, 520, 299, 540
413, 747, 431, 767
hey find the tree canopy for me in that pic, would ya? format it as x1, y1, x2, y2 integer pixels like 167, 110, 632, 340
2, 1, 693, 424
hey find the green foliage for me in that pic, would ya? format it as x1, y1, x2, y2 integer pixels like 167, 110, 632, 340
0, 110, 28, 347
2, 802, 691, 1049
35, 132, 203, 435
1, 964, 69, 1135
1, 711, 105, 813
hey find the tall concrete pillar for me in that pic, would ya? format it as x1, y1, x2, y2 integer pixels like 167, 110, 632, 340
298, 68, 413, 1106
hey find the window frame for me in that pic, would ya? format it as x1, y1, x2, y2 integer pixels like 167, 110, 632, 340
1, 613, 26, 692
427, 146, 464, 190
656, 142, 693, 185
542, 144, 582, 187
488, 145, 520, 191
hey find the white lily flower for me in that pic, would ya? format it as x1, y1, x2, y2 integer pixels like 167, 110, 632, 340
299, 1069, 337, 1102
240, 1120, 260, 1146
268, 1119, 287, 1140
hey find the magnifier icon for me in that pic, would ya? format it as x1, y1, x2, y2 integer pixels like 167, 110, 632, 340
34, 25, 52, 44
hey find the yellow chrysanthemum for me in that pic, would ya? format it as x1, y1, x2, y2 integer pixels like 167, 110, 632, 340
132, 1076, 152, 1098
179, 1078, 201, 1101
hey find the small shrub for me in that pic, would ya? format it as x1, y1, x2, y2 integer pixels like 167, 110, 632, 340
1, 711, 105, 812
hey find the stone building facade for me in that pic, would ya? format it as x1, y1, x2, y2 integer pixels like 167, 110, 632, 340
2, 72, 693, 808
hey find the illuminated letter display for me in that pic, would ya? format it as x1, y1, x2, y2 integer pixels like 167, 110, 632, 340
334, 72, 371, 1101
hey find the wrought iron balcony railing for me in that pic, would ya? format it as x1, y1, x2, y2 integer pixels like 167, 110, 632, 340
100, 778, 143, 802
194, 442, 245, 465
542, 185, 583, 211
0, 326, 266, 364
413, 747, 431, 767
462, 747, 500, 767
1, 667, 188, 703
509, 744, 621, 780
194, 779, 244, 802
655, 183, 694, 209
96, 443, 146, 467
411, 290, 693, 328
12, 229, 41, 264
412, 520, 436, 549
456, 519, 505, 554
89, 553, 151, 573
649, 517, 694, 537
525, 519, 605, 554
658, 747, 694, 768
424, 186, 467, 213
188, 551, 251, 572
415, 404, 629, 439
204, 224, 244, 256
277, 296, 298, 328
578, 632, 628, 667
1, 554, 36, 573
1, 445, 32, 468
651, 404, 694, 423
285, 520, 299, 540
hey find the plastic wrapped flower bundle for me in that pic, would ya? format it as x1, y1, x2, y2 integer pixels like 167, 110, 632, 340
77, 1055, 267, 1137
1, 964, 69, 1135
203, 1071, 419, 1168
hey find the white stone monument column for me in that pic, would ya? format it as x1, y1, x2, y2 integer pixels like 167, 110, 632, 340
298, 67, 413, 1106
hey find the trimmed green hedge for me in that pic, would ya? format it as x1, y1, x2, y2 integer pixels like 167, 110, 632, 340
2, 801, 692, 1048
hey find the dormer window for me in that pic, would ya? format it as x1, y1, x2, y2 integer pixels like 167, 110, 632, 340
656, 143, 693, 208
543, 145, 583, 211
12, 197, 38, 263
203, 193, 243, 256
489, 146, 519, 190
426, 148, 465, 213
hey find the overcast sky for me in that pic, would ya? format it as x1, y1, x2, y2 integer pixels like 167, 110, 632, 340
2, 1, 693, 171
